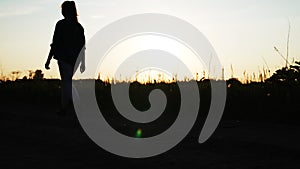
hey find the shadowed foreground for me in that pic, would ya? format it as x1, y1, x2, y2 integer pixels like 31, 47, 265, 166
1, 103, 300, 169
1, 80, 300, 168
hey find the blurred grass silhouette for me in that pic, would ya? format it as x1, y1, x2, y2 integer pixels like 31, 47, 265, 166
1, 66, 300, 169
1, 74, 300, 125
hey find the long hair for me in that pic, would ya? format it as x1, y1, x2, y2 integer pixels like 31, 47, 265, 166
61, 1, 78, 22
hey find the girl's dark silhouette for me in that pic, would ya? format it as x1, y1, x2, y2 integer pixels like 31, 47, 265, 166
45, 1, 85, 115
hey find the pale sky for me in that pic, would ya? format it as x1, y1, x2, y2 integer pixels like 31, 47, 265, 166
1, 0, 300, 81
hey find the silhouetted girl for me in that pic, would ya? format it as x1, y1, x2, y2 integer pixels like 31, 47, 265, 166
45, 1, 85, 115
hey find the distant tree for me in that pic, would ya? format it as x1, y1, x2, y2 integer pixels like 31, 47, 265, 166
28, 70, 34, 79
227, 78, 242, 86
267, 61, 300, 84
33, 69, 44, 80
11, 71, 20, 81
22, 76, 28, 80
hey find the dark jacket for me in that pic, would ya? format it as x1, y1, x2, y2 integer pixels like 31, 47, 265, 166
50, 19, 85, 66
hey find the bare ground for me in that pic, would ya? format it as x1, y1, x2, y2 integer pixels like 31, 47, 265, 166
1, 103, 300, 169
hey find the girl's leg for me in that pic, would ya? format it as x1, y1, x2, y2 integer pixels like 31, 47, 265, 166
58, 61, 73, 111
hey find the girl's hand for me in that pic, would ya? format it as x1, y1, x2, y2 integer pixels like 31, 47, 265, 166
45, 60, 50, 70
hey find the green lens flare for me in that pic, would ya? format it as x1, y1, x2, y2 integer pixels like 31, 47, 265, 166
135, 128, 142, 138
